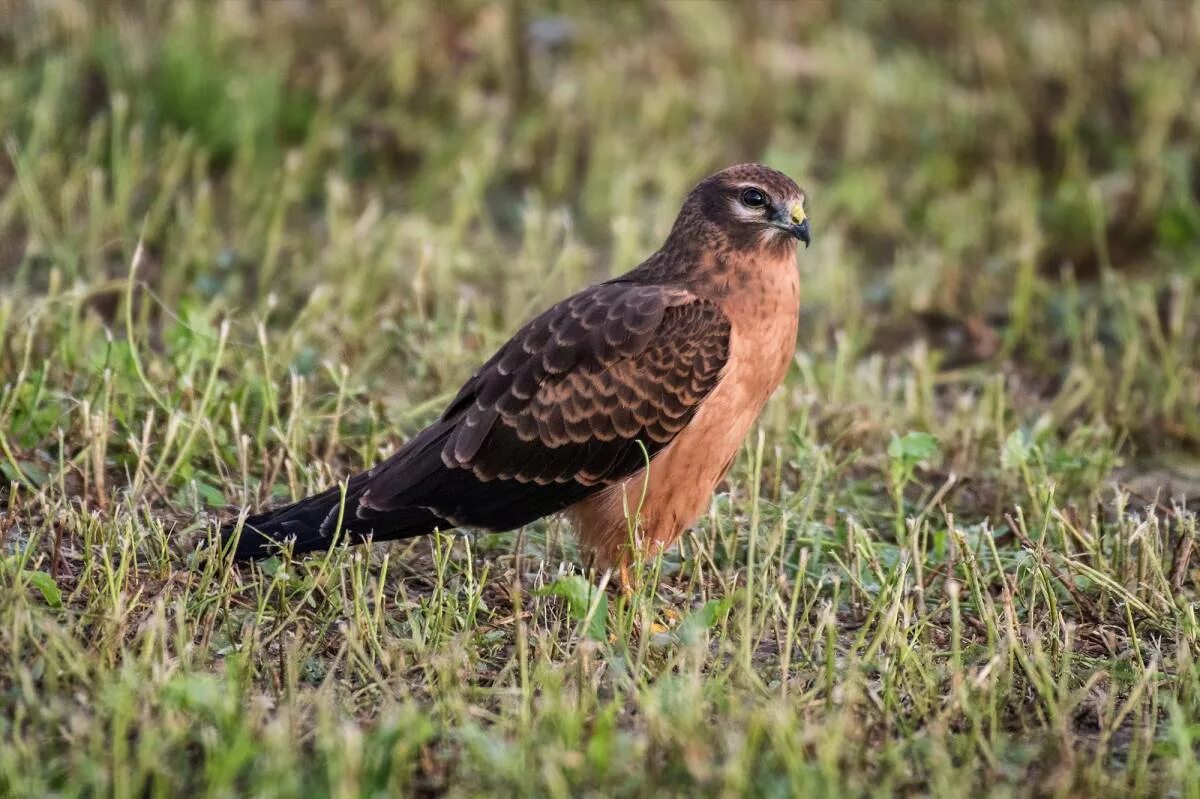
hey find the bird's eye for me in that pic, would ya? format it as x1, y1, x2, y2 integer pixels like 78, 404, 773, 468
740, 188, 767, 208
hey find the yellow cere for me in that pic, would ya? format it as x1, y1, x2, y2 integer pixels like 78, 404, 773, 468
790, 202, 806, 225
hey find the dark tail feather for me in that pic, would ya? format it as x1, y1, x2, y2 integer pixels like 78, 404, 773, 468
221, 471, 444, 560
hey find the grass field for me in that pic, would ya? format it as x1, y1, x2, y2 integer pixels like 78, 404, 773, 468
2, 2, 1200, 796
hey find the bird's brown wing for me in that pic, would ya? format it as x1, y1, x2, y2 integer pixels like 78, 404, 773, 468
352, 280, 731, 532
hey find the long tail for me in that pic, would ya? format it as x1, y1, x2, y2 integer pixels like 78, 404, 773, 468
221, 471, 443, 560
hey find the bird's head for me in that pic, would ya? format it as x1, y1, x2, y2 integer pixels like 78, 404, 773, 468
674, 163, 810, 256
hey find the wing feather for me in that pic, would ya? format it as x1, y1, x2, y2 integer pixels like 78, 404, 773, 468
354, 279, 731, 531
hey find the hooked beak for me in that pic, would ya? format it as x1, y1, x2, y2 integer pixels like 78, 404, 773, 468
772, 201, 811, 248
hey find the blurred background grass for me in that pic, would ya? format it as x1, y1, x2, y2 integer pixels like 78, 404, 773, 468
4, 1, 1197, 298
3, 2, 1200, 796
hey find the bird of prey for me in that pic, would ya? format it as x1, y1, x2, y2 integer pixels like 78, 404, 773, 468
223, 163, 810, 579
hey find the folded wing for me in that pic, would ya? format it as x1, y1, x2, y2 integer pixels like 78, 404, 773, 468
352, 280, 732, 533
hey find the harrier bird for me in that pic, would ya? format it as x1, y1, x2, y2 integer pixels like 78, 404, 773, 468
224, 163, 810, 579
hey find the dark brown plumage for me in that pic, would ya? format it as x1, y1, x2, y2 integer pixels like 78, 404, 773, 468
224, 164, 810, 569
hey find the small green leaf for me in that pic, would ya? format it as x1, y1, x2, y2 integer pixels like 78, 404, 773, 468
1, 460, 49, 487
1002, 428, 1035, 471
888, 431, 939, 467
24, 570, 63, 608
535, 575, 608, 641
676, 596, 734, 644
1, 557, 63, 608
195, 480, 226, 507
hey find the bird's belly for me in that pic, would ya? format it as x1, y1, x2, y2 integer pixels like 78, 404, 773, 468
639, 307, 798, 538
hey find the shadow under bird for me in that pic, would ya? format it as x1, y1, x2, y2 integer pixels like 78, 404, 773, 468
222, 163, 811, 577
